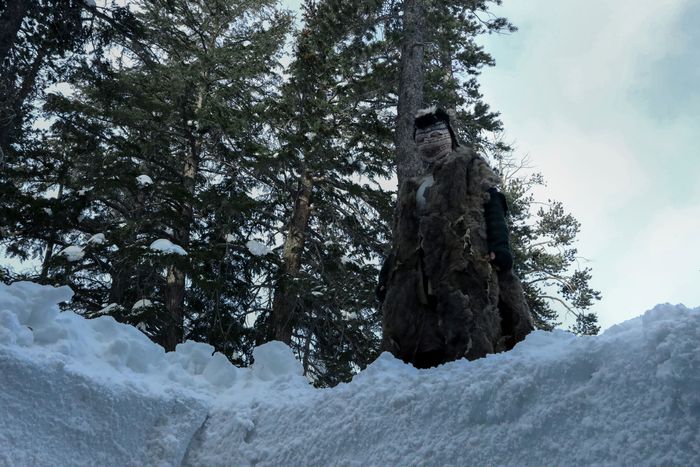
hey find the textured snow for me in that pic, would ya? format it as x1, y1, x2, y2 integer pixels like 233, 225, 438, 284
87, 233, 106, 244
58, 245, 84, 261
97, 303, 121, 314
136, 174, 153, 186
245, 239, 272, 256
1, 281, 699, 466
415, 105, 438, 118
132, 299, 153, 310
150, 238, 188, 255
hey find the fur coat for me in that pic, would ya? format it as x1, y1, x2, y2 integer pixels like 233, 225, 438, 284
381, 146, 533, 367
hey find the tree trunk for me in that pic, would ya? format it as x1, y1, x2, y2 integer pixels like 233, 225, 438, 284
39, 242, 54, 283
270, 168, 314, 344
162, 92, 200, 351
109, 266, 128, 304
395, 0, 426, 186
39, 182, 63, 283
164, 263, 186, 350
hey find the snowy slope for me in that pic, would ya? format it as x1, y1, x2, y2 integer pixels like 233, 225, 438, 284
1, 282, 699, 466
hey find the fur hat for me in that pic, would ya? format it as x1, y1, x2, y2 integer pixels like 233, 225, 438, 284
413, 106, 459, 148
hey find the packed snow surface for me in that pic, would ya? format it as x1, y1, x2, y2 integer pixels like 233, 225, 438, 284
131, 298, 153, 310
57, 245, 84, 261
136, 174, 153, 186
87, 233, 106, 245
1, 281, 699, 466
245, 239, 272, 256
150, 238, 188, 256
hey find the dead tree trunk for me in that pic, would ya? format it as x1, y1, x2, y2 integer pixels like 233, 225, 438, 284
270, 168, 314, 344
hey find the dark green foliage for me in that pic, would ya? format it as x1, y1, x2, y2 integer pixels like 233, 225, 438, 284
0, 0, 87, 149
253, 0, 395, 385
3, 0, 293, 358
419, 1, 515, 148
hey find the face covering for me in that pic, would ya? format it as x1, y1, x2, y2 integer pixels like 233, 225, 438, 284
415, 122, 452, 163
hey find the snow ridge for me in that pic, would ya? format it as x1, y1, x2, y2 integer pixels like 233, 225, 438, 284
1, 282, 699, 466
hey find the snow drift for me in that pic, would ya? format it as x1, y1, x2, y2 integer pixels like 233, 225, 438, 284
1, 281, 698, 466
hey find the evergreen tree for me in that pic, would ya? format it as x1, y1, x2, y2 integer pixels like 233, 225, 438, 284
0, 0, 88, 151
29, 0, 292, 356
394, 0, 514, 184
259, 0, 394, 385
1, 0, 602, 387
389, 0, 601, 336
0, 1, 143, 282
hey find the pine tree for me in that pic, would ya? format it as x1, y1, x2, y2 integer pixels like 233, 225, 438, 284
0, 0, 88, 151
389, 0, 601, 336
256, 0, 394, 385
1, 0, 87, 275
32, 0, 292, 356
0, 1, 143, 283
1, 0, 602, 387
394, 0, 515, 183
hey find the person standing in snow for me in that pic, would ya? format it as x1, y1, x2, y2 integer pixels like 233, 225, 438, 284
378, 107, 533, 368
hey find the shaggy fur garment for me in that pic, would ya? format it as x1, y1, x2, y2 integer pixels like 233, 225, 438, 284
381, 147, 533, 367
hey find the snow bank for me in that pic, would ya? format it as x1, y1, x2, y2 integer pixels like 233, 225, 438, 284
187, 304, 700, 466
58, 245, 84, 261
0, 282, 308, 465
150, 238, 188, 256
245, 239, 272, 256
1, 282, 699, 466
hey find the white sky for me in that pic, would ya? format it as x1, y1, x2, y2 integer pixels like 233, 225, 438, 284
477, 0, 700, 328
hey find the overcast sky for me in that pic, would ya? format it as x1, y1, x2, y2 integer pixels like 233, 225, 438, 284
477, 0, 700, 328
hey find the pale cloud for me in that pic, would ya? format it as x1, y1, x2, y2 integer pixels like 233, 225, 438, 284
601, 199, 700, 328
479, 0, 699, 328
484, 0, 692, 121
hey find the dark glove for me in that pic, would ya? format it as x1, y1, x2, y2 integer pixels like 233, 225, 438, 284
491, 250, 513, 272
484, 187, 513, 272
